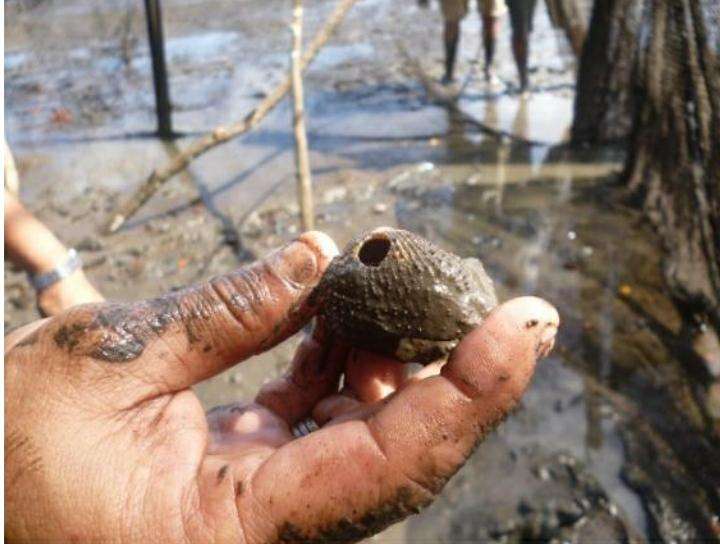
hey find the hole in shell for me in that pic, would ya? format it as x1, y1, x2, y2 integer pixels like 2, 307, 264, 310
358, 235, 391, 267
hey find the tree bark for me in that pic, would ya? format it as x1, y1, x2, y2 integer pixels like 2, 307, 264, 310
575, 0, 719, 332
624, 0, 720, 334
569, 2, 720, 536
571, 0, 643, 143
543, 0, 589, 58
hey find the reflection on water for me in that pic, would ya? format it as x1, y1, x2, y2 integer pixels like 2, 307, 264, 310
459, 90, 574, 146
389, 132, 719, 539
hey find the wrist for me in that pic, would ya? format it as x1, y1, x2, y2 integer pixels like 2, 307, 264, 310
28, 248, 83, 292
5, 240, 69, 275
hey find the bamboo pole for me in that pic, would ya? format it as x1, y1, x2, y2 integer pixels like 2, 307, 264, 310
106, 0, 358, 234
291, 0, 315, 231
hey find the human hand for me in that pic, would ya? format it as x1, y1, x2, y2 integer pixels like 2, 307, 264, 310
5, 231, 559, 543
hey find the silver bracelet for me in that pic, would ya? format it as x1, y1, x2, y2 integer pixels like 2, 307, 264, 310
28, 248, 83, 292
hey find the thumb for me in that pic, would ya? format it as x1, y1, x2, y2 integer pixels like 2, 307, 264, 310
32, 232, 338, 395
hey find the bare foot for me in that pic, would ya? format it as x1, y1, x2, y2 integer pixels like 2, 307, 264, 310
37, 269, 105, 317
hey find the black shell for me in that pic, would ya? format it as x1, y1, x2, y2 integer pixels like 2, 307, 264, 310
313, 227, 497, 363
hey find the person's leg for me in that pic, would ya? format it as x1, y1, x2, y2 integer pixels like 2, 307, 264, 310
480, 0, 506, 82
440, 0, 468, 83
443, 19, 461, 83
512, 30, 529, 91
507, 0, 527, 91
481, 15, 500, 78
508, 0, 537, 93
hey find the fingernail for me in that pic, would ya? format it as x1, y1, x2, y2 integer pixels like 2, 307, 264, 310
500, 296, 559, 361
296, 231, 339, 267
271, 241, 319, 286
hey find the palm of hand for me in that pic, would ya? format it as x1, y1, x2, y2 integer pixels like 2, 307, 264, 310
5, 233, 558, 543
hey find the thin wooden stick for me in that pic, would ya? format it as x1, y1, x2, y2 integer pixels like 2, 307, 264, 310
291, 0, 314, 231
106, 0, 358, 233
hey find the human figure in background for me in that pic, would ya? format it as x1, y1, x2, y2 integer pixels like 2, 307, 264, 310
4, 141, 104, 316
507, 0, 538, 95
423, 0, 507, 85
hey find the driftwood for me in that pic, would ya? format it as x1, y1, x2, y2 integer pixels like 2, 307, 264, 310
106, 0, 358, 233
397, 44, 549, 147
291, 0, 314, 231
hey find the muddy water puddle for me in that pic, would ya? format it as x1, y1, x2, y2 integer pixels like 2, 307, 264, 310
239, 154, 719, 542
394, 170, 719, 542
419, 164, 715, 536
394, 170, 658, 539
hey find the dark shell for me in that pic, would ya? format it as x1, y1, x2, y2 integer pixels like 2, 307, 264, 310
313, 227, 497, 363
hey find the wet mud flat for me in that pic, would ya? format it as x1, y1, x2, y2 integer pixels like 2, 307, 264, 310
5, 1, 720, 542
6, 159, 719, 542
240, 161, 720, 543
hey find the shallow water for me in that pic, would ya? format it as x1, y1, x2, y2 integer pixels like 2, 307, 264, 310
397, 168, 653, 534
376, 157, 717, 540
233, 141, 718, 541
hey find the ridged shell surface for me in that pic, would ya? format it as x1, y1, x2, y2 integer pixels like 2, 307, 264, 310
313, 227, 497, 363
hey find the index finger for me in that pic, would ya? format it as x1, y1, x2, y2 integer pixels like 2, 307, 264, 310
237, 297, 559, 542
10, 232, 338, 399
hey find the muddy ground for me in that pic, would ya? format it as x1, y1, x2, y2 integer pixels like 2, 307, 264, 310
5, 1, 720, 542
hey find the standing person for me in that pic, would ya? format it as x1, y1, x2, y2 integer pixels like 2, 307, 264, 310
507, 0, 538, 95
431, 0, 508, 85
